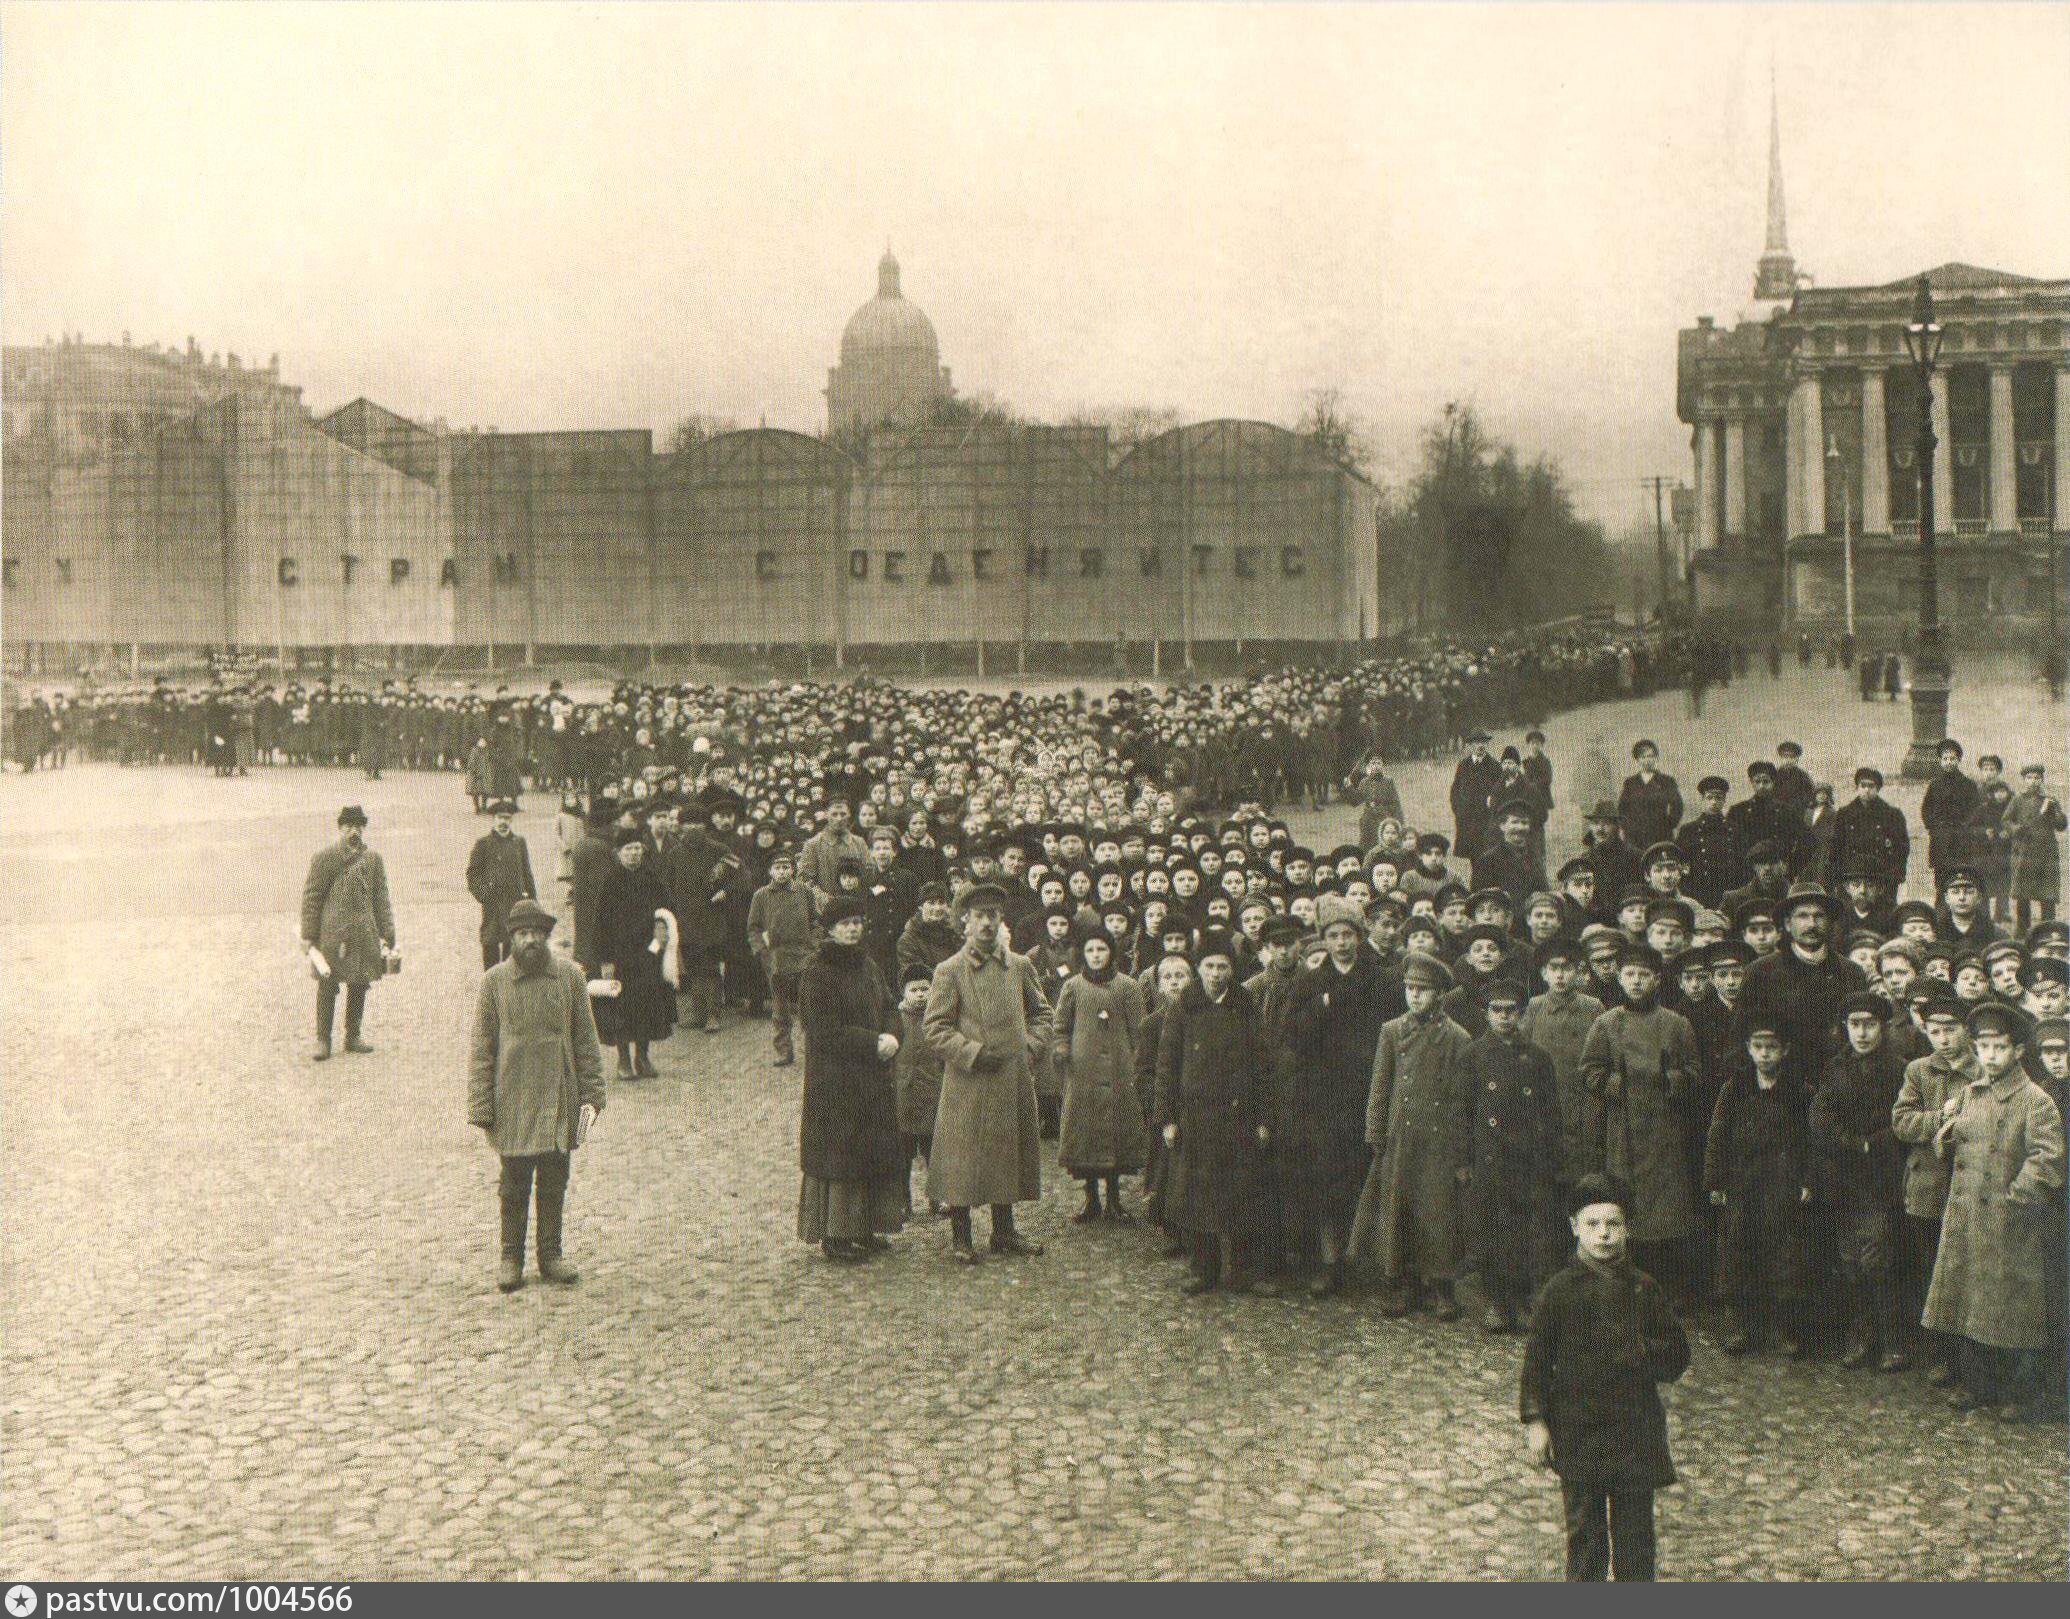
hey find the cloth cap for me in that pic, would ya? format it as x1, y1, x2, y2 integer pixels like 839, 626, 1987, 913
1402, 949, 1454, 991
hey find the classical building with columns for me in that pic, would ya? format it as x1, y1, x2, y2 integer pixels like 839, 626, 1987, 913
1678, 102, 2069, 639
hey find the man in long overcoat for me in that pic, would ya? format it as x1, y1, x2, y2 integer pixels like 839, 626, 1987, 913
466, 800, 537, 969
1450, 730, 1505, 863
467, 898, 605, 1292
923, 884, 1053, 1263
300, 804, 396, 1062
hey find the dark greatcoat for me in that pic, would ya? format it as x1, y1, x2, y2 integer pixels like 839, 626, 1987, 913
1450, 753, 1506, 865
798, 940, 903, 1183
466, 829, 537, 950
1829, 796, 1910, 893
1463, 1032, 1566, 1295
567, 829, 615, 972
663, 830, 741, 969
1702, 1069, 1814, 1300
1674, 811, 1742, 910
1920, 769, 1981, 877
592, 862, 677, 1044
1280, 950, 1399, 1230
1155, 981, 1273, 1238
1617, 770, 1684, 853
300, 839, 396, 986
1520, 1259, 1689, 1490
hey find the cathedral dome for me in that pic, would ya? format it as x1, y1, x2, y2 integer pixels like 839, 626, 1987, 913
839, 251, 939, 362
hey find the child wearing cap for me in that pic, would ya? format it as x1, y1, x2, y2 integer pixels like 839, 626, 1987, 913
893, 963, 945, 1217
1465, 980, 1564, 1331
1702, 1014, 1814, 1356
1920, 1003, 2065, 1420
1351, 950, 1476, 1320
1519, 1172, 1689, 1582
747, 850, 815, 1067
1890, 993, 1978, 1383
1520, 941, 1608, 1187
1579, 943, 1702, 1299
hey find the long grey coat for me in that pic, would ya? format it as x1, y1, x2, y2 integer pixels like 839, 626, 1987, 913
1349, 1008, 1475, 1281
1580, 1002, 1701, 1242
1921, 1070, 2065, 1349
923, 942, 1053, 1208
1051, 972, 1150, 1175
467, 955, 606, 1158
2001, 786, 2065, 903
300, 840, 396, 986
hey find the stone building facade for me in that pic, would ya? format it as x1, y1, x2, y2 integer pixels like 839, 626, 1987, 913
1677, 99, 2069, 638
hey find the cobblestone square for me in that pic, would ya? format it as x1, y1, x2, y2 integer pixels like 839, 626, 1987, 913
3, 664, 2064, 1581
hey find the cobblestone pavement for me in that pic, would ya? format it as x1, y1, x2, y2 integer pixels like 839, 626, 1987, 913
2, 666, 2064, 1580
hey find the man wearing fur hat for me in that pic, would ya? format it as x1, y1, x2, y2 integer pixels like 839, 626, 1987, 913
468, 898, 605, 1293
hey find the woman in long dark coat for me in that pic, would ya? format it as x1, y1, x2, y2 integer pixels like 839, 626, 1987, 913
593, 828, 676, 1079
797, 897, 907, 1261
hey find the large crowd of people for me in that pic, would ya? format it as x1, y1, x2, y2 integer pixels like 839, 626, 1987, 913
272, 624, 2068, 1436
13, 616, 2066, 1574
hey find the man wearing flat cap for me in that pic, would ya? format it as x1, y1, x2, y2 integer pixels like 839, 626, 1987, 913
922, 882, 1054, 1264
468, 898, 605, 1293
1728, 761, 1792, 870
1741, 882, 1868, 1080
467, 799, 537, 970
300, 804, 396, 1062
1921, 740, 1980, 896
1580, 801, 1640, 924
1471, 799, 1548, 918
1829, 766, 1910, 898
1675, 775, 1741, 910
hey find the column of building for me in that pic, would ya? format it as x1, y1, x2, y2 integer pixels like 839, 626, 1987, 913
1723, 416, 1748, 538
1692, 417, 1718, 548
1860, 367, 1889, 533
1988, 364, 2018, 532
1793, 372, 1824, 537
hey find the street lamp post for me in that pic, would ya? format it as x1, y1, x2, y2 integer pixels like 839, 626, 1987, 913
1900, 274, 1950, 779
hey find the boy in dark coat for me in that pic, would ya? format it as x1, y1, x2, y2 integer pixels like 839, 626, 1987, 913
1465, 980, 1565, 1330
1808, 991, 1911, 1370
1521, 1172, 1690, 1582
1156, 931, 1274, 1296
1703, 1014, 1815, 1356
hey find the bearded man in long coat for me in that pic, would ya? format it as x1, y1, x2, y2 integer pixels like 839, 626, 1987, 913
923, 884, 1054, 1265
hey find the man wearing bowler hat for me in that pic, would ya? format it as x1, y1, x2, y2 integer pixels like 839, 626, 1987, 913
299, 804, 396, 1063
468, 898, 605, 1293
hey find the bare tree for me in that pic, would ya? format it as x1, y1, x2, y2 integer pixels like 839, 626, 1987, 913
1296, 387, 1375, 477
664, 413, 741, 456
1060, 404, 1185, 457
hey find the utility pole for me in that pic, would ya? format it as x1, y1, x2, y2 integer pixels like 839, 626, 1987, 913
1648, 474, 1673, 623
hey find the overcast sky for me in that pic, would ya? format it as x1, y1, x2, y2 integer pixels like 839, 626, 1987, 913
6, 2, 2067, 530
